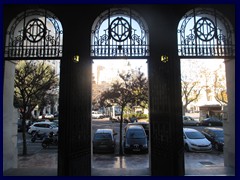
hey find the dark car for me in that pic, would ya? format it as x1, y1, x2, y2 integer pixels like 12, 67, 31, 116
124, 125, 148, 154
92, 129, 117, 153
125, 122, 149, 140
202, 127, 224, 151
200, 117, 223, 126
183, 116, 200, 126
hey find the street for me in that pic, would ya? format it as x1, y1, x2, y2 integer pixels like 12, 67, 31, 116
17, 118, 224, 171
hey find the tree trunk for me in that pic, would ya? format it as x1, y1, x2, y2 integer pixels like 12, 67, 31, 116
182, 105, 187, 115
21, 113, 28, 155
119, 107, 124, 155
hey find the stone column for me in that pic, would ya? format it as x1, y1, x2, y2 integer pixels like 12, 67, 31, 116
3, 61, 18, 172
224, 58, 235, 168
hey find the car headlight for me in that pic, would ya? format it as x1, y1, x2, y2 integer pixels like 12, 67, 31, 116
217, 140, 224, 145
218, 142, 224, 145
143, 144, 148, 148
125, 143, 130, 148
190, 143, 198, 146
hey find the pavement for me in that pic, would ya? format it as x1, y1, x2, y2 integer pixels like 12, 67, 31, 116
4, 119, 235, 176
3, 150, 235, 176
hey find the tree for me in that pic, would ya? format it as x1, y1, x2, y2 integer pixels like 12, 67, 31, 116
181, 60, 204, 114
100, 70, 148, 155
14, 60, 58, 155
181, 80, 202, 114
213, 66, 228, 106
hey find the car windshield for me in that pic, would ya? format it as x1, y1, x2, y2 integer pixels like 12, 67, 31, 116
142, 124, 149, 130
214, 131, 224, 137
185, 131, 205, 139
187, 117, 195, 121
50, 123, 57, 128
206, 117, 221, 121
127, 129, 145, 138
94, 133, 111, 139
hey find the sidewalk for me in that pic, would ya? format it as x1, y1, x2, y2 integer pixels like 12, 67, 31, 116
3, 151, 235, 176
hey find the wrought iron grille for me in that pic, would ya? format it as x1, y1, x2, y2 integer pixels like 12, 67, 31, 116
91, 8, 150, 57
177, 8, 235, 58
4, 9, 63, 60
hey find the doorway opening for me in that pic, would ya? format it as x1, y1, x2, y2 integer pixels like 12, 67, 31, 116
3, 8, 62, 172
91, 59, 150, 175
180, 58, 227, 174
177, 7, 235, 174
15, 59, 60, 168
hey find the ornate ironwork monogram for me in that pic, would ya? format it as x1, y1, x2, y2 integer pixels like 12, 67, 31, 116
5, 9, 63, 60
194, 17, 217, 41
178, 8, 235, 58
24, 19, 47, 43
91, 8, 149, 57
109, 17, 131, 42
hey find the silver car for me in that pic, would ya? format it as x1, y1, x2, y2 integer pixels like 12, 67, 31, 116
28, 122, 58, 135
183, 128, 212, 152
92, 129, 117, 153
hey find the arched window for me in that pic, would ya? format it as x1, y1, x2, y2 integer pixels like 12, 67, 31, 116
91, 8, 149, 58
177, 8, 235, 58
4, 9, 63, 60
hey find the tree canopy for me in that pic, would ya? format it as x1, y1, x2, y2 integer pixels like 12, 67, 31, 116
14, 60, 58, 155
99, 69, 148, 155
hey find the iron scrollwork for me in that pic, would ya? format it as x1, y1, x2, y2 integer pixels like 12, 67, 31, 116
194, 17, 217, 42
91, 8, 150, 57
5, 9, 63, 60
24, 19, 47, 43
178, 8, 235, 57
109, 17, 131, 42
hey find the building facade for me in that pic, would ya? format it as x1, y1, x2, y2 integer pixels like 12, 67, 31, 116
3, 4, 235, 175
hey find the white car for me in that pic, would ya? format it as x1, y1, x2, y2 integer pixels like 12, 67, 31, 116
92, 111, 104, 119
39, 114, 54, 119
28, 122, 58, 135
183, 128, 212, 152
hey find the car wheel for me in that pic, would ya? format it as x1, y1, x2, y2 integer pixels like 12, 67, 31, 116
143, 149, 149, 154
31, 131, 36, 136
42, 142, 48, 149
208, 123, 212, 126
214, 143, 219, 151
185, 144, 190, 152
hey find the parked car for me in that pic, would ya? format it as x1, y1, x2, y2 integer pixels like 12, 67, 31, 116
124, 122, 149, 140
28, 121, 58, 135
124, 125, 148, 154
92, 129, 117, 153
39, 114, 54, 120
53, 120, 59, 127
183, 116, 199, 126
36, 119, 51, 122
200, 117, 223, 126
92, 111, 104, 119
183, 128, 212, 152
202, 127, 224, 151
53, 112, 59, 117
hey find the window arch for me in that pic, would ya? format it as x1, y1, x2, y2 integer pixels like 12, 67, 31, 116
177, 8, 235, 58
4, 9, 63, 60
91, 8, 150, 58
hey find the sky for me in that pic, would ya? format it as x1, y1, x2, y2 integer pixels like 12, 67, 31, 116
92, 59, 148, 84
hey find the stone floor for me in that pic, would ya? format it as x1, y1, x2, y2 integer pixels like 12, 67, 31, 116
3, 151, 235, 176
